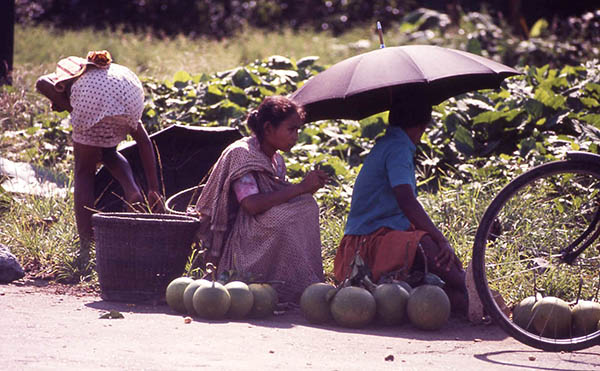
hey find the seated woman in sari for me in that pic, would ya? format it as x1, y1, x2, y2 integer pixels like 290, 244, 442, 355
333, 98, 469, 316
195, 96, 329, 304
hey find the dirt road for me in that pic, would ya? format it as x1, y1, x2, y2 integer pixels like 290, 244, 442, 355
2, 281, 599, 371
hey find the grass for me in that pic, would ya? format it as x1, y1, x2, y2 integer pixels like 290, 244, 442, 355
13, 24, 389, 87
0, 189, 96, 285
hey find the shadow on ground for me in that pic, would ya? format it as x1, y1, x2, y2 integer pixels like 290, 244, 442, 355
475, 349, 600, 370
83, 295, 510, 343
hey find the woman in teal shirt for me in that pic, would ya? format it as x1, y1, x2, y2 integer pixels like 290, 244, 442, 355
334, 98, 469, 316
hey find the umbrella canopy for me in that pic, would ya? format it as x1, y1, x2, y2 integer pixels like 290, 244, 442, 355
290, 45, 521, 122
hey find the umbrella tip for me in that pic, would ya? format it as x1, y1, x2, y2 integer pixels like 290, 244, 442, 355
376, 21, 385, 49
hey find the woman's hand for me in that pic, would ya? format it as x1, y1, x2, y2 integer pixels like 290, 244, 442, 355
240, 169, 329, 215
300, 169, 329, 194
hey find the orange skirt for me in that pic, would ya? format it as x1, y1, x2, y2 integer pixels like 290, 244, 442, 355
333, 227, 427, 283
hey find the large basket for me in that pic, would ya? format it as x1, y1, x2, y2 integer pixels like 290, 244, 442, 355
165, 185, 204, 216
92, 212, 200, 303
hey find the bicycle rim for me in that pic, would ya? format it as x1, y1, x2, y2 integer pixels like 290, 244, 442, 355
473, 160, 600, 351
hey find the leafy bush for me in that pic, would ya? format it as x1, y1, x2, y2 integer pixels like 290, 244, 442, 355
396, 8, 600, 69
11, 53, 597, 212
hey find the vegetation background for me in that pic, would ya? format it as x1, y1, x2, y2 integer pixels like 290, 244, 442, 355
1, 1, 599, 294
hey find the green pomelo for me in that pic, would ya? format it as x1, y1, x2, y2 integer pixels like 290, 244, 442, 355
407, 285, 450, 331
396, 280, 413, 294
300, 282, 336, 324
183, 279, 210, 315
571, 300, 600, 336
532, 296, 571, 338
224, 281, 254, 320
248, 283, 277, 318
373, 283, 410, 326
263, 283, 279, 305
192, 281, 231, 320
165, 276, 194, 314
330, 286, 376, 328
512, 296, 539, 332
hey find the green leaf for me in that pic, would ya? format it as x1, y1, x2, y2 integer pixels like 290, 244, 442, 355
524, 99, 544, 119
519, 137, 537, 157
297, 56, 319, 69
360, 116, 386, 139
585, 83, 600, 97
560, 65, 579, 76
466, 37, 482, 55
580, 97, 599, 108
534, 87, 566, 110
173, 70, 192, 83
267, 55, 295, 70
205, 84, 225, 105
453, 125, 474, 155
226, 86, 250, 107
529, 18, 549, 38
473, 110, 506, 124
231, 68, 261, 89
444, 112, 466, 133
581, 114, 600, 128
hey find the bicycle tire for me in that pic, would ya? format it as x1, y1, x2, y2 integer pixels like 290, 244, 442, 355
473, 159, 600, 351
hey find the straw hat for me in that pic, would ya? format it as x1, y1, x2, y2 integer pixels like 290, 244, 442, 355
47, 50, 113, 92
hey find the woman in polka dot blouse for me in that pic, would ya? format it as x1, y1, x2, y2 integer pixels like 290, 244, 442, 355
36, 50, 163, 269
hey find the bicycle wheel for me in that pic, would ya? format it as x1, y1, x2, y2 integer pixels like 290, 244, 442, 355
473, 159, 600, 351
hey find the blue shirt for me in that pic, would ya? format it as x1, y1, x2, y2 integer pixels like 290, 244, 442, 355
344, 126, 417, 235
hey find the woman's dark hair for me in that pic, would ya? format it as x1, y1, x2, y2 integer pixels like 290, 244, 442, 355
247, 95, 305, 141
388, 97, 432, 129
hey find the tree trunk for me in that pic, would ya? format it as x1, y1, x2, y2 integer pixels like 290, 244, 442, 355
1, 0, 15, 86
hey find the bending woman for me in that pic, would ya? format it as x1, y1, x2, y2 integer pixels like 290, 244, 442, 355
36, 50, 162, 268
195, 96, 328, 303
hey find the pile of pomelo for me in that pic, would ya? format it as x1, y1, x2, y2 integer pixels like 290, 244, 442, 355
300, 281, 451, 331
512, 295, 600, 337
165, 276, 278, 320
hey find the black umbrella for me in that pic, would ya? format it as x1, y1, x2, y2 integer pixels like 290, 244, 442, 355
290, 45, 521, 122
94, 124, 241, 212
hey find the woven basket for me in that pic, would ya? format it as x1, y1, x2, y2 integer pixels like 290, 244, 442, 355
165, 185, 204, 216
92, 212, 200, 303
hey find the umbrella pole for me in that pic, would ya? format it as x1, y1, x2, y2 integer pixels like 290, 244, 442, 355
377, 21, 385, 48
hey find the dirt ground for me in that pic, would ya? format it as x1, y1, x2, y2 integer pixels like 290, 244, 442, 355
2, 280, 600, 371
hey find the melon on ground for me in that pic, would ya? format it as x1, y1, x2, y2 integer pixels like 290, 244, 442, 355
531, 296, 571, 338
165, 276, 194, 314
395, 280, 413, 294
192, 281, 231, 320
407, 285, 450, 331
300, 282, 336, 324
183, 279, 211, 316
225, 281, 254, 320
264, 284, 279, 305
248, 283, 277, 318
512, 296, 539, 332
571, 300, 600, 336
373, 283, 410, 326
330, 286, 376, 328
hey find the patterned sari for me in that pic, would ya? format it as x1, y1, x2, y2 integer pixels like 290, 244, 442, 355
195, 136, 324, 303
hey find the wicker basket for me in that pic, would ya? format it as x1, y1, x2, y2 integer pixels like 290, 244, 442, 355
92, 212, 200, 303
165, 185, 204, 216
